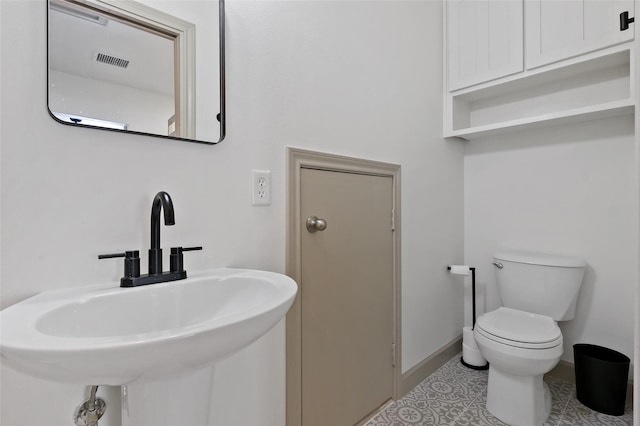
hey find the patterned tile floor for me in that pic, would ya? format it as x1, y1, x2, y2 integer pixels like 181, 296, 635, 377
366, 353, 633, 426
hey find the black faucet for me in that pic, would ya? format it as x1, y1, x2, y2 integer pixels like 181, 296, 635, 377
149, 191, 175, 275
99, 191, 202, 287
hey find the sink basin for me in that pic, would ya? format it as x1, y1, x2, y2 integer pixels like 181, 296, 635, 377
0, 268, 297, 385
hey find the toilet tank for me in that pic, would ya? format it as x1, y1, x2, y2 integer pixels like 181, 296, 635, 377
493, 251, 586, 321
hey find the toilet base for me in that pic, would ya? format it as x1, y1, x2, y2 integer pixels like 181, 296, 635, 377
486, 367, 551, 426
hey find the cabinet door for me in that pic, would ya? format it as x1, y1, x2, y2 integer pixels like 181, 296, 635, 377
526, 0, 635, 69
447, 0, 524, 91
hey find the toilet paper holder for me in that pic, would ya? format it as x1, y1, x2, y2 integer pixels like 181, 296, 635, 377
447, 265, 478, 328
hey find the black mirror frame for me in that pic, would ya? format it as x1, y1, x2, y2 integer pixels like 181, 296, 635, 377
46, 0, 226, 145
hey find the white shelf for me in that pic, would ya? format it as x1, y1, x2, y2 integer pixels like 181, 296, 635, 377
449, 99, 635, 139
445, 48, 634, 140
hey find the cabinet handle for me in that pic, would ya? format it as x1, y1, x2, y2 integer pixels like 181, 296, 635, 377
620, 11, 634, 31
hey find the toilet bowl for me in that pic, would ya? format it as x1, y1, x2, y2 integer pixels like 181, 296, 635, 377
474, 307, 563, 426
474, 251, 585, 425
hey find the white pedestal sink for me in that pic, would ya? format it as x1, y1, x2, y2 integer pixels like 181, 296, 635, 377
0, 269, 297, 425
122, 364, 218, 426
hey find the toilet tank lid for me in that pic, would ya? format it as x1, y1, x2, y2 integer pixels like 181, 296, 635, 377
494, 251, 586, 268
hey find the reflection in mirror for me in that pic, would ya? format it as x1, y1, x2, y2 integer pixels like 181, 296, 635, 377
47, 0, 225, 144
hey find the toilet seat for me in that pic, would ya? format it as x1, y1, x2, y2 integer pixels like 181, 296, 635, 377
476, 307, 562, 349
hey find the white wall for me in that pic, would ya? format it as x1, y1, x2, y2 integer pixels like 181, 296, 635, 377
464, 115, 637, 372
49, 70, 174, 135
0, 1, 464, 425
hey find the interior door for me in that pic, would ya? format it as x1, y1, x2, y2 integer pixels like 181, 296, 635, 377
300, 167, 394, 426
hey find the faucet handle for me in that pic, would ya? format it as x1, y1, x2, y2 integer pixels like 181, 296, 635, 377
170, 246, 203, 273
98, 251, 138, 259
98, 250, 141, 278
182, 246, 203, 252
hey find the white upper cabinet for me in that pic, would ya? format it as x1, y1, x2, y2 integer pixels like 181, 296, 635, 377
444, 0, 636, 139
447, 0, 524, 91
525, 0, 635, 69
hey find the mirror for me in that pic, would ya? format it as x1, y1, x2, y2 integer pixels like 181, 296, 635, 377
47, 0, 225, 144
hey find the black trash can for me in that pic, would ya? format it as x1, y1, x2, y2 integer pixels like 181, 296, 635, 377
574, 344, 630, 416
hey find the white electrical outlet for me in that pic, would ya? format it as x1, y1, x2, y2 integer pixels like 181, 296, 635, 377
252, 170, 271, 206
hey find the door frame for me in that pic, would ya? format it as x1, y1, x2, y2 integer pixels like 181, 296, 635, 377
286, 147, 402, 426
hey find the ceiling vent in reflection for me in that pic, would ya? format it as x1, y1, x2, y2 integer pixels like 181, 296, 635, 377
95, 52, 130, 69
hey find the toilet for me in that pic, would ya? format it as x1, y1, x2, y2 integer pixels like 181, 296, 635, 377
473, 251, 586, 426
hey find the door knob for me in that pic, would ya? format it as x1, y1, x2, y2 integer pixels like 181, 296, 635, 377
306, 216, 327, 233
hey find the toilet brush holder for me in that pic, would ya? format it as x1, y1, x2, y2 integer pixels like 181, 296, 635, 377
448, 265, 489, 370
462, 326, 488, 369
